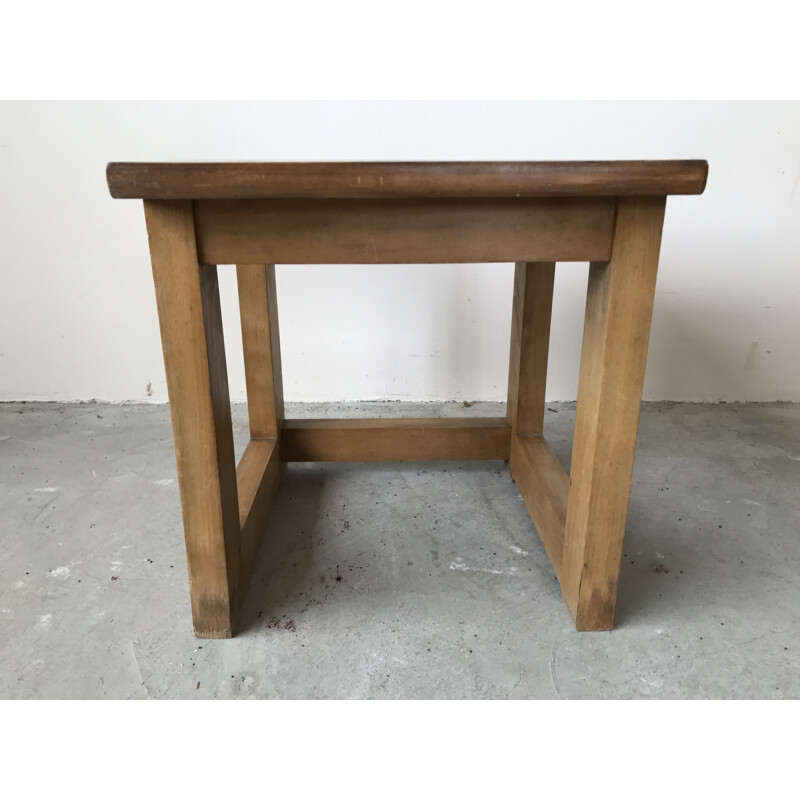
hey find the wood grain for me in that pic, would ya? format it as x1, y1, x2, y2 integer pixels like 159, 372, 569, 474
108, 160, 709, 199
143, 200, 240, 638
510, 434, 569, 580
234, 262, 285, 595
281, 418, 511, 462
194, 198, 615, 264
561, 196, 667, 631
236, 438, 284, 584
236, 264, 284, 438
507, 261, 555, 443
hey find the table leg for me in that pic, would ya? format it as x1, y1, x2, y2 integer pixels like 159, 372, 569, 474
561, 197, 667, 630
506, 261, 569, 575
236, 264, 284, 438
144, 200, 240, 638
507, 261, 556, 444
235, 264, 285, 583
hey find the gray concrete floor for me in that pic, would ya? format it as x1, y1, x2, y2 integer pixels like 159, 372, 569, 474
1, 400, 799, 699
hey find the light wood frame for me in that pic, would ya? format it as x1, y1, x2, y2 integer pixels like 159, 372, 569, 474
121, 162, 706, 638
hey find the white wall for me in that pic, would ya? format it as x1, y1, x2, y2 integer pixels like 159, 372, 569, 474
1, 101, 798, 403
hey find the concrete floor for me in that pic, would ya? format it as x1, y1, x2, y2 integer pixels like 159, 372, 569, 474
1, 400, 799, 699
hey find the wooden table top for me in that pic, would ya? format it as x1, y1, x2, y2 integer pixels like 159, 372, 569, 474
106, 160, 708, 200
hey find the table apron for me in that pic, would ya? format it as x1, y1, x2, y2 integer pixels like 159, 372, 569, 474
192, 197, 616, 264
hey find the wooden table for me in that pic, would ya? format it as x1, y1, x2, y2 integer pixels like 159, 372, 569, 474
107, 160, 708, 638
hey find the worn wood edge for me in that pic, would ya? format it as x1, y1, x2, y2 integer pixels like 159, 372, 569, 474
236, 437, 284, 590
509, 434, 568, 581
281, 418, 511, 462
108, 160, 708, 199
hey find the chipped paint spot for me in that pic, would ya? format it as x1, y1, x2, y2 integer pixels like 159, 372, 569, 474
36, 614, 53, 628
509, 546, 529, 556
743, 499, 761, 505
153, 478, 174, 486
35, 487, 59, 493
15, 581, 24, 589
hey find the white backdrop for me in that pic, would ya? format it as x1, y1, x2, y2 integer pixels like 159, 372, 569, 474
1, 101, 798, 403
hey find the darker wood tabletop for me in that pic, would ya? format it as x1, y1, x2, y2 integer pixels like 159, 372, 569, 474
107, 160, 709, 200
